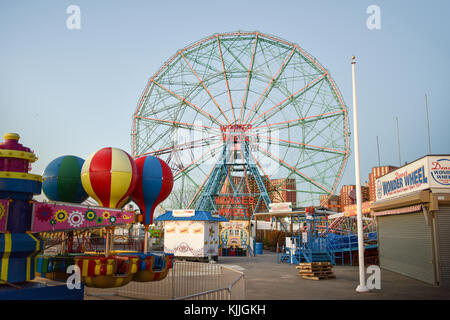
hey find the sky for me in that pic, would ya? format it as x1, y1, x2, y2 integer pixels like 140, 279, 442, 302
1, 0, 449, 200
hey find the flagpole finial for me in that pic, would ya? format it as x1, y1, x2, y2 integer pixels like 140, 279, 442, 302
352, 56, 356, 64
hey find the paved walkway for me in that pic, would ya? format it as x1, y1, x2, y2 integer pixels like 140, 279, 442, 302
218, 251, 450, 300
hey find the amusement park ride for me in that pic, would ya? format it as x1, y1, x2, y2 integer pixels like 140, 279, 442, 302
1, 31, 375, 298
0, 133, 174, 299
132, 31, 350, 218
129, 31, 375, 261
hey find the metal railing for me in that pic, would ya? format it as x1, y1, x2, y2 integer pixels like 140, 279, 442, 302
85, 260, 245, 300
176, 270, 245, 300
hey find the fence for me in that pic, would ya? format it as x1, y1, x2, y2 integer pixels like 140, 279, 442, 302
85, 261, 245, 300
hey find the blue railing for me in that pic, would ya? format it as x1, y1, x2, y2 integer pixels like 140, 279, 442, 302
278, 232, 377, 265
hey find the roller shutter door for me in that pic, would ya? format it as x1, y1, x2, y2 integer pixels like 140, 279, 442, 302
435, 206, 450, 287
378, 211, 435, 285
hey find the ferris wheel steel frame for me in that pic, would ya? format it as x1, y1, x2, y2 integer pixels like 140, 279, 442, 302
132, 31, 350, 214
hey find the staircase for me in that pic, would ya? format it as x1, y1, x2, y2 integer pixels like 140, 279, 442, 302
300, 249, 335, 264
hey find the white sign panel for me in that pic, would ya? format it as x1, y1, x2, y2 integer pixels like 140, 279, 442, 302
163, 220, 219, 257
429, 157, 450, 186
302, 232, 308, 243
269, 202, 292, 212
172, 209, 195, 217
328, 212, 345, 219
375, 156, 450, 201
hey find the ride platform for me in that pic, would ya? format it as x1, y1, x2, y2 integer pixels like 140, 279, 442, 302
0, 277, 84, 300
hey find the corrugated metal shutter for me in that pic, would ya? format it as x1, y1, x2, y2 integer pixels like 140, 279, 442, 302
435, 206, 450, 287
378, 211, 435, 285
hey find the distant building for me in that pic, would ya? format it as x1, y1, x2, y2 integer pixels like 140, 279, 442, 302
219, 175, 297, 216
368, 166, 398, 201
270, 178, 296, 204
320, 194, 340, 212
340, 185, 355, 210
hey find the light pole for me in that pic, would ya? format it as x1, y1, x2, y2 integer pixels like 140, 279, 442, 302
425, 93, 431, 154
351, 56, 369, 293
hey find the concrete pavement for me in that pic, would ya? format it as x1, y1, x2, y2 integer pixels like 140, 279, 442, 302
218, 251, 450, 300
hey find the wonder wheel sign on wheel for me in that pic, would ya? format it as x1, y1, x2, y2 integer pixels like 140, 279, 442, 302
132, 31, 349, 219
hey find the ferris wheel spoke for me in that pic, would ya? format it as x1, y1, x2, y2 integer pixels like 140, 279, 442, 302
135, 116, 220, 135
137, 135, 222, 158
239, 34, 259, 123
297, 154, 344, 193
217, 39, 249, 72
251, 109, 346, 131
297, 151, 343, 173
180, 51, 231, 124
180, 49, 223, 75
187, 155, 222, 208
216, 35, 236, 123
137, 125, 173, 153
249, 72, 328, 126
152, 80, 226, 126
249, 140, 331, 194
176, 149, 221, 196
303, 110, 344, 147
246, 132, 346, 155
174, 143, 223, 178
242, 47, 296, 124
248, 149, 284, 202
299, 77, 326, 121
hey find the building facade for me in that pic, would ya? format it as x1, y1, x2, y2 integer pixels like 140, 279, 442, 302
369, 165, 398, 201
340, 185, 355, 209
371, 155, 450, 287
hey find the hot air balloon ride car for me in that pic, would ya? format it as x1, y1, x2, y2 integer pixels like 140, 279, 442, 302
126, 156, 174, 282
75, 147, 141, 288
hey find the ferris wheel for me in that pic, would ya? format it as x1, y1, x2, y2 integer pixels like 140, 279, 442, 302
132, 31, 349, 214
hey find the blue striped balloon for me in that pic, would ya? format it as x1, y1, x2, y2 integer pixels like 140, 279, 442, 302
131, 156, 173, 225
42, 155, 88, 203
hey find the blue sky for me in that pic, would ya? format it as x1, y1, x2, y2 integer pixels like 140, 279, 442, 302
1, 0, 449, 195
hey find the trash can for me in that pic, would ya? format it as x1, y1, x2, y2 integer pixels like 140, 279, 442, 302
255, 242, 263, 255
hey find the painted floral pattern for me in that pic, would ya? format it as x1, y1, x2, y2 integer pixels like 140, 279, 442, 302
68, 210, 84, 227
36, 204, 53, 222
85, 209, 96, 221
32, 202, 135, 232
55, 209, 68, 223
102, 211, 111, 220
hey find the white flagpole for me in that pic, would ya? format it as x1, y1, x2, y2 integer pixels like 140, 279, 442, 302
351, 56, 369, 293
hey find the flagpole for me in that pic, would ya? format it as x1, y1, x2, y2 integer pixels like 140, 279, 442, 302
351, 56, 369, 293
425, 93, 431, 154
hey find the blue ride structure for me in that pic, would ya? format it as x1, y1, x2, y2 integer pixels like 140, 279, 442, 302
277, 207, 378, 265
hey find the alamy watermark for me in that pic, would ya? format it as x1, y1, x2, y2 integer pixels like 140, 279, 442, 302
66, 264, 81, 289
366, 5, 381, 30
366, 265, 381, 289
66, 5, 81, 30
